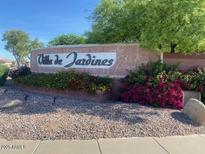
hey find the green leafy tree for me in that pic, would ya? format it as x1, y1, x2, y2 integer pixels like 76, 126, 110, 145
85, 0, 147, 44
140, 0, 205, 53
27, 38, 44, 60
48, 34, 85, 46
85, 0, 124, 43
87, 0, 205, 53
2, 30, 43, 67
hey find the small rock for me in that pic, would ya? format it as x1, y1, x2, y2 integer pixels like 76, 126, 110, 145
0, 99, 23, 109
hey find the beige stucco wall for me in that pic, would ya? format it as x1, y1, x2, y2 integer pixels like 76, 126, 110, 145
164, 53, 205, 70
31, 44, 159, 77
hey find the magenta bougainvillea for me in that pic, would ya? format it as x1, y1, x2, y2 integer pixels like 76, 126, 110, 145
120, 61, 205, 109
121, 78, 183, 109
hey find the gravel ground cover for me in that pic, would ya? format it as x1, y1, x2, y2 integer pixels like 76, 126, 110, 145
0, 85, 204, 140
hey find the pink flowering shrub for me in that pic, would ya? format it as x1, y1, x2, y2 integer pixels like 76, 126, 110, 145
120, 61, 205, 108
121, 78, 183, 109
154, 79, 183, 109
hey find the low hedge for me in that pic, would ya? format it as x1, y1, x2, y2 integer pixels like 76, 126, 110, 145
14, 71, 112, 94
0, 64, 8, 86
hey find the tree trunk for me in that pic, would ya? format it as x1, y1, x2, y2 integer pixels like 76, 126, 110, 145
16, 58, 21, 68
171, 43, 177, 53
13, 54, 21, 68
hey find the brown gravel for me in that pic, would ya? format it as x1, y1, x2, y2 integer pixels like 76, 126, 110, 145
0, 86, 204, 140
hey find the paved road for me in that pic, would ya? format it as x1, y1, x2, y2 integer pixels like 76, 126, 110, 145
0, 135, 205, 154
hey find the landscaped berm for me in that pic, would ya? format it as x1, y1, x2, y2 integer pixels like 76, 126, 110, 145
0, 45, 205, 140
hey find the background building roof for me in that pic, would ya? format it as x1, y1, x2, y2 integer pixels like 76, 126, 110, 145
0, 57, 12, 63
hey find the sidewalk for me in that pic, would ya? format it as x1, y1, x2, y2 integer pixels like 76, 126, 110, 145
0, 134, 205, 154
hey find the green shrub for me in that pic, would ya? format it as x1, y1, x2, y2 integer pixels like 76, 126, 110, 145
126, 64, 147, 85
157, 71, 182, 83
0, 64, 8, 86
126, 61, 179, 85
14, 71, 112, 94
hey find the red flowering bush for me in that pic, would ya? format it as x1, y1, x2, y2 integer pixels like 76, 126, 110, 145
121, 61, 205, 108
153, 79, 183, 109
121, 78, 183, 109
120, 83, 147, 103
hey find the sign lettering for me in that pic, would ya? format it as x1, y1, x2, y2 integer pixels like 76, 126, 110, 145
37, 52, 116, 69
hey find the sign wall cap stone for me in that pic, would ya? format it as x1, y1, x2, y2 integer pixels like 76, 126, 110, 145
31, 43, 140, 53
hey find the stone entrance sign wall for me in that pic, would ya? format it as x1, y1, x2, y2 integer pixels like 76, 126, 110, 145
31, 44, 159, 77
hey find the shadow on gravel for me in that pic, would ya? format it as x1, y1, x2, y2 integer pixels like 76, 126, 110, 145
0, 97, 56, 115
171, 112, 200, 126
0, 102, 56, 115
0, 95, 160, 125
56, 99, 162, 124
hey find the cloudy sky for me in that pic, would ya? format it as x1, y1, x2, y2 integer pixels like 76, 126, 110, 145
0, 0, 99, 60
